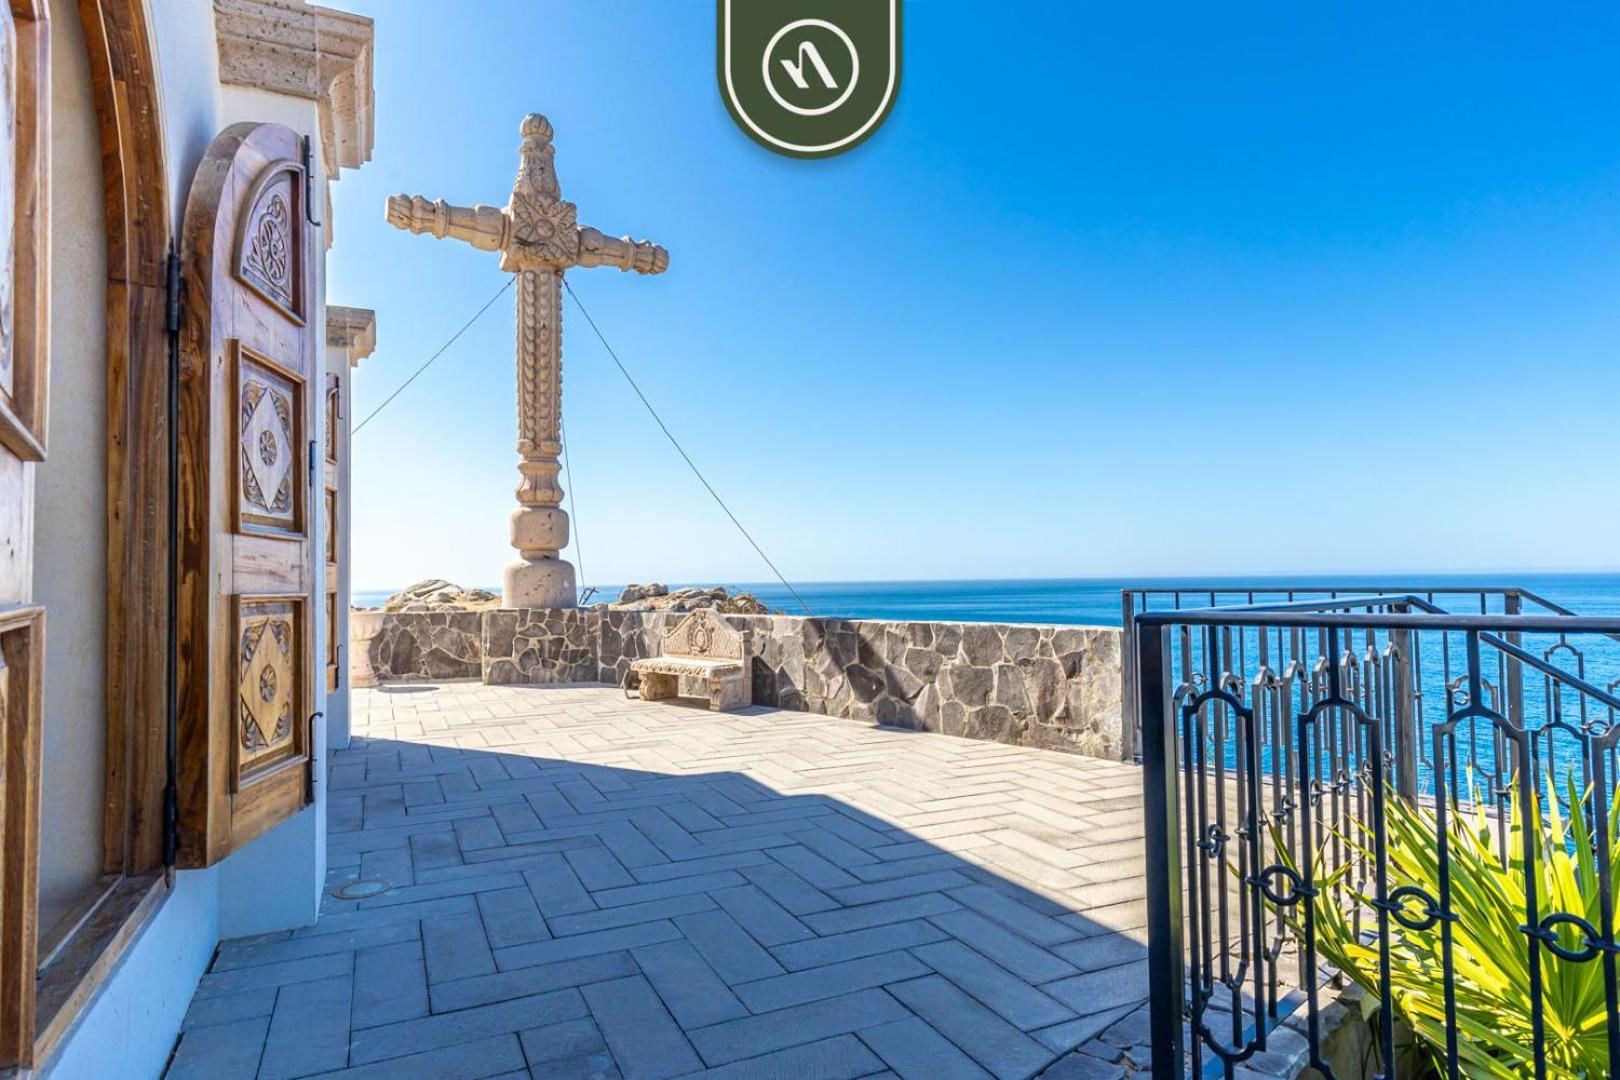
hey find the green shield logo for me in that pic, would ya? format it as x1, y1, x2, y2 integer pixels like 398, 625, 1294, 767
718, 0, 901, 159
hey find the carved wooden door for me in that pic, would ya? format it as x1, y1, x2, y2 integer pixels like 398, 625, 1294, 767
176, 122, 315, 867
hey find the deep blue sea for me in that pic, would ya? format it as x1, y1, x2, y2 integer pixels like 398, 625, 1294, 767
355, 573, 1620, 628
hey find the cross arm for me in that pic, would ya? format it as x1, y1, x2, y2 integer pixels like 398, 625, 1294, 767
576, 226, 669, 274
385, 194, 508, 253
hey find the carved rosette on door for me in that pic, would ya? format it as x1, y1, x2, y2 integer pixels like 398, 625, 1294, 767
178, 122, 317, 866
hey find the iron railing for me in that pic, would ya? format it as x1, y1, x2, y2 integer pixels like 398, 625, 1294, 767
1120, 584, 1609, 764
1137, 594, 1620, 1079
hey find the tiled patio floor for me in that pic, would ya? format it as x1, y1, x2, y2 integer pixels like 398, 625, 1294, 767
166, 683, 1155, 1079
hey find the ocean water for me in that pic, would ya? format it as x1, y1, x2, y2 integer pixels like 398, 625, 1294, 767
355, 572, 1620, 627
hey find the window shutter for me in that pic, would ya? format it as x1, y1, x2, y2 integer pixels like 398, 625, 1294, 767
175, 122, 315, 867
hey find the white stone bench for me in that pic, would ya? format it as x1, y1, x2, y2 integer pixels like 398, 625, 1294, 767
629, 608, 751, 711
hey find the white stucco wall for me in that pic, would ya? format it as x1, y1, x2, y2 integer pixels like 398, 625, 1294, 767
41, 870, 220, 1080
36, 0, 110, 941
151, 0, 223, 235
325, 340, 354, 750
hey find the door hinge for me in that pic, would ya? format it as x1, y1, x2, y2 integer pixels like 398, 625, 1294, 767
309, 438, 318, 479
164, 250, 184, 335
302, 136, 323, 228
306, 711, 324, 803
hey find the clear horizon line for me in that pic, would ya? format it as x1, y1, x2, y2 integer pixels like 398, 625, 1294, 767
353, 565, 1620, 592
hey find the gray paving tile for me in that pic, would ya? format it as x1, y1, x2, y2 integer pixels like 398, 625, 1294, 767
673, 909, 785, 982
259, 974, 351, 1079
518, 1016, 622, 1078
856, 1015, 993, 1080
772, 919, 948, 972
661, 799, 725, 835
549, 892, 716, 936
739, 861, 840, 914
294, 894, 477, 938
803, 892, 962, 936
494, 919, 683, 971
357, 872, 525, 909
849, 853, 965, 883
630, 940, 749, 1028
353, 939, 429, 1028
215, 920, 417, 971
349, 987, 586, 1064
947, 884, 1085, 947
490, 799, 543, 835
181, 986, 277, 1030
423, 912, 496, 982
686, 987, 907, 1066
886, 975, 1053, 1079
676, 1034, 885, 1079
818, 813, 894, 850
329, 819, 453, 856
565, 844, 636, 889
1051, 934, 1147, 973
709, 884, 815, 946
455, 815, 507, 851
582, 975, 703, 1079
194, 952, 353, 999
733, 950, 928, 1014
767, 845, 861, 889
165, 1015, 268, 1079
360, 846, 415, 888
432, 950, 639, 1013
1033, 1051, 1126, 1079
1040, 960, 1151, 1019
789, 828, 879, 868
928, 910, 1077, 983
828, 870, 973, 907
524, 853, 598, 916
303, 1032, 527, 1079
590, 870, 748, 909
912, 940, 1075, 1031
1030, 1004, 1135, 1056
477, 885, 551, 948
408, 829, 464, 872
633, 851, 773, 883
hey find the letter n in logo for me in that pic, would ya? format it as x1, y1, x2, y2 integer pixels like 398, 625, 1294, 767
718, 0, 901, 159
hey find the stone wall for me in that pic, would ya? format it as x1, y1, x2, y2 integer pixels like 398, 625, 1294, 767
356, 608, 1126, 760
483, 608, 599, 685
358, 610, 483, 681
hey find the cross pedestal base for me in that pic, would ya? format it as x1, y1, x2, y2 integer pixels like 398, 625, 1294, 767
503, 556, 576, 609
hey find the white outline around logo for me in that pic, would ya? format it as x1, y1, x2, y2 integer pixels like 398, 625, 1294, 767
763, 19, 859, 118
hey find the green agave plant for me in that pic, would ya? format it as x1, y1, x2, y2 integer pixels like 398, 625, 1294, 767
1271, 777, 1618, 1079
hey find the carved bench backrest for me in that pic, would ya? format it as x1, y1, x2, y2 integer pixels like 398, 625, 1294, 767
661, 608, 745, 661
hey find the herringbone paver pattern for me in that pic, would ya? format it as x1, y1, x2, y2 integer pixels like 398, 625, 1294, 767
167, 684, 1151, 1080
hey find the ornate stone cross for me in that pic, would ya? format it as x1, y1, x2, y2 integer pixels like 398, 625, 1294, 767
386, 114, 668, 608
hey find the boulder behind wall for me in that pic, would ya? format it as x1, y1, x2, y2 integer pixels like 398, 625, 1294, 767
384, 579, 503, 612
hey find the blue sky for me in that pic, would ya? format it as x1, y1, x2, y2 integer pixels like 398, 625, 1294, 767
333, 2, 1620, 591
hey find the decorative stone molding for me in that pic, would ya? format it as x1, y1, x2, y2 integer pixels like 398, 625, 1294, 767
214, 0, 375, 237
325, 304, 375, 367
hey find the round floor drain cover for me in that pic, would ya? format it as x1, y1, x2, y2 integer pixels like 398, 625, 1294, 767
331, 878, 392, 900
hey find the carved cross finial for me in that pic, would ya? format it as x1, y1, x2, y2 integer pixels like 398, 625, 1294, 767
384, 112, 669, 608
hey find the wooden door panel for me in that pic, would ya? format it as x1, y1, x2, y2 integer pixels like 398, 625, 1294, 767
177, 122, 314, 867
0, 2, 46, 1069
